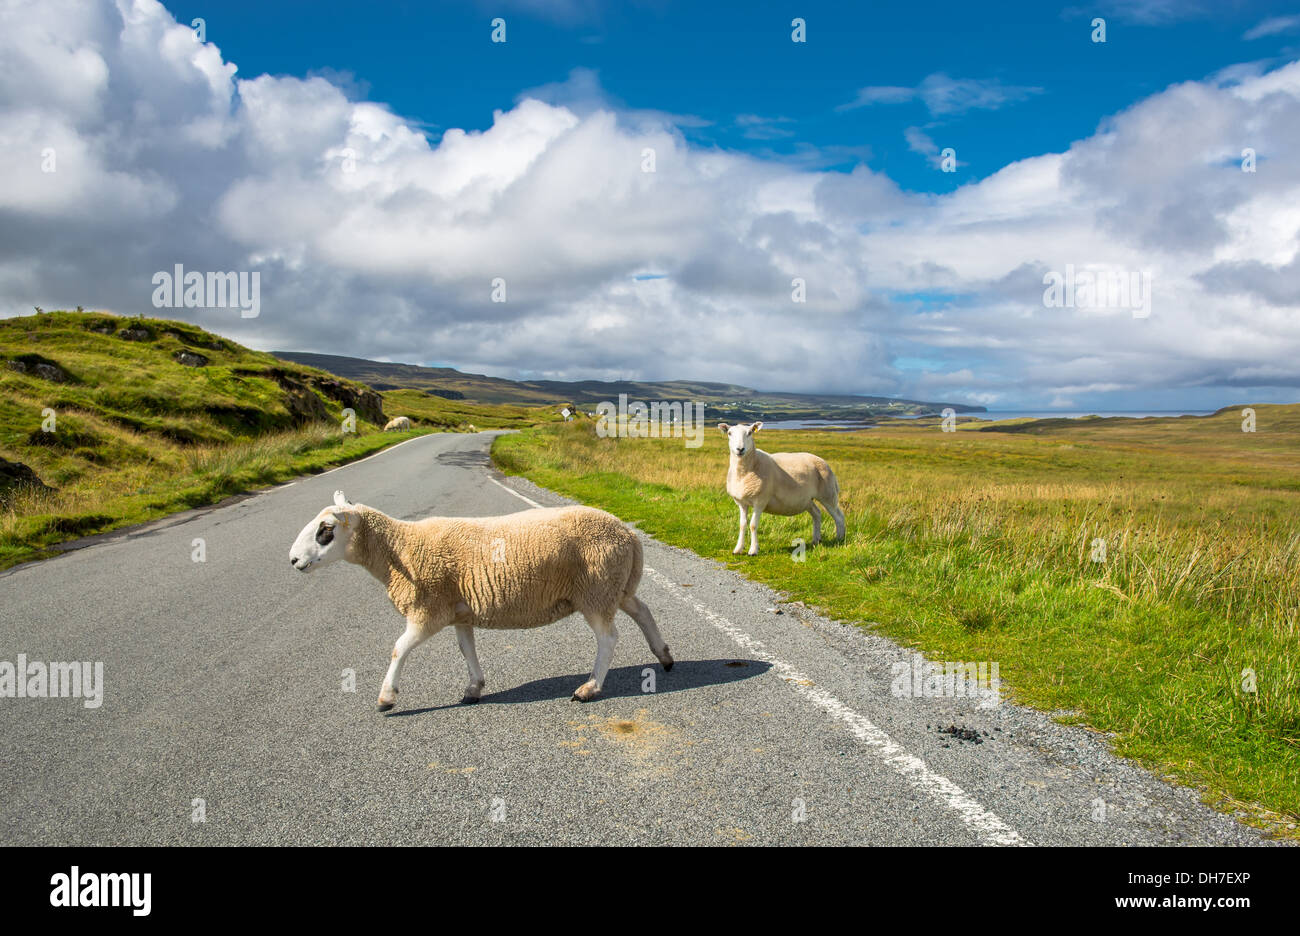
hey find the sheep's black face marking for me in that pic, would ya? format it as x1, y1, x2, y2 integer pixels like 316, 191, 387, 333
315, 521, 336, 546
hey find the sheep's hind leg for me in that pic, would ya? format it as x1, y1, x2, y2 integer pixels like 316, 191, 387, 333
807, 504, 822, 545
821, 497, 846, 541
378, 619, 435, 712
620, 594, 673, 671
573, 612, 618, 702
455, 624, 486, 704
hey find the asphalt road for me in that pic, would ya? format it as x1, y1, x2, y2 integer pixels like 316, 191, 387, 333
0, 431, 1274, 845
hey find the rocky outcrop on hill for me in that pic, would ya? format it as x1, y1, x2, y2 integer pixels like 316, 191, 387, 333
252, 368, 386, 426
0, 457, 53, 503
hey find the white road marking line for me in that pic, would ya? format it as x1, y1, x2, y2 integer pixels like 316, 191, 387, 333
643, 565, 1027, 847
486, 476, 546, 509
319, 433, 432, 476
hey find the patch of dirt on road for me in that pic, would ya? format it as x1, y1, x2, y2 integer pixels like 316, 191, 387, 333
566, 709, 693, 778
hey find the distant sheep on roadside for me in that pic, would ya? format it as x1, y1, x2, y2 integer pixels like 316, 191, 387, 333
288, 491, 673, 709
383, 416, 412, 431
720, 422, 844, 555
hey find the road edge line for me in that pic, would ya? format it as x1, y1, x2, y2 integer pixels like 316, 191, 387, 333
642, 565, 1027, 847
486, 476, 546, 509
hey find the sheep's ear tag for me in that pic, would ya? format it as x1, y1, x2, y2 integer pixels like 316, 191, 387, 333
333, 490, 350, 507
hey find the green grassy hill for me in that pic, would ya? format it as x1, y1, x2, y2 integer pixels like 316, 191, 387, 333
0, 311, 545, 569
2, 312, 389, 447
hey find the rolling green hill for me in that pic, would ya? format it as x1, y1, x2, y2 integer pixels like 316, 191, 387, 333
0, 311, 527, 568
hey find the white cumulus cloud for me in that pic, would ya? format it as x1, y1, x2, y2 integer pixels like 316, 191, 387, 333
1, 0, 1298, 410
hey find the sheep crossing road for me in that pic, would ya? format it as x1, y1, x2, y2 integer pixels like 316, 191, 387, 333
0, 432, 1270, 846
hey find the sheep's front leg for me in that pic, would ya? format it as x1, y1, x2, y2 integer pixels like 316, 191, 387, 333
573, 612, 618, 702
733, 503, 748, 554
455, 624, 486, 704
747, 505, 764, 555
378, 618, 435, 712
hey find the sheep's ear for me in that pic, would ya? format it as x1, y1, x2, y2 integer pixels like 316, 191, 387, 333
333, 490, 351, 507
750, 422, 763, 433
718, 423, 730, 433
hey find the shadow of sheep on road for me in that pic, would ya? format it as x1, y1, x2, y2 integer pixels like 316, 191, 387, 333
385, 658, 772, 716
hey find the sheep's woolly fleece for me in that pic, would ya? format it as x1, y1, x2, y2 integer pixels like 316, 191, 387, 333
347, 504, 643, 629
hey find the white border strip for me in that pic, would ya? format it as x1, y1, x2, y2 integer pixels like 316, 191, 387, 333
487, 476, 546, 509
319, 433, 432, 476
642, 567, 1026, 847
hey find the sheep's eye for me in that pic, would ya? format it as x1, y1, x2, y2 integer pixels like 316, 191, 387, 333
315, 522, 335, 546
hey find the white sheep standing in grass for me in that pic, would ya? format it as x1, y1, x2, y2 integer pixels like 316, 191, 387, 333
289, 491, 673, 709
720, 422, 845, 556
383, 416, 412, 432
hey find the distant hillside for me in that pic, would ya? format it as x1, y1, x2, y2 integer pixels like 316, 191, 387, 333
273, 351, 984, 419
275, 352, 558, 404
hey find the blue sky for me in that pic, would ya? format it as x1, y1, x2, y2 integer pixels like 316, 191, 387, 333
3, 0, 1300, 410
162, 0, 1299, 192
